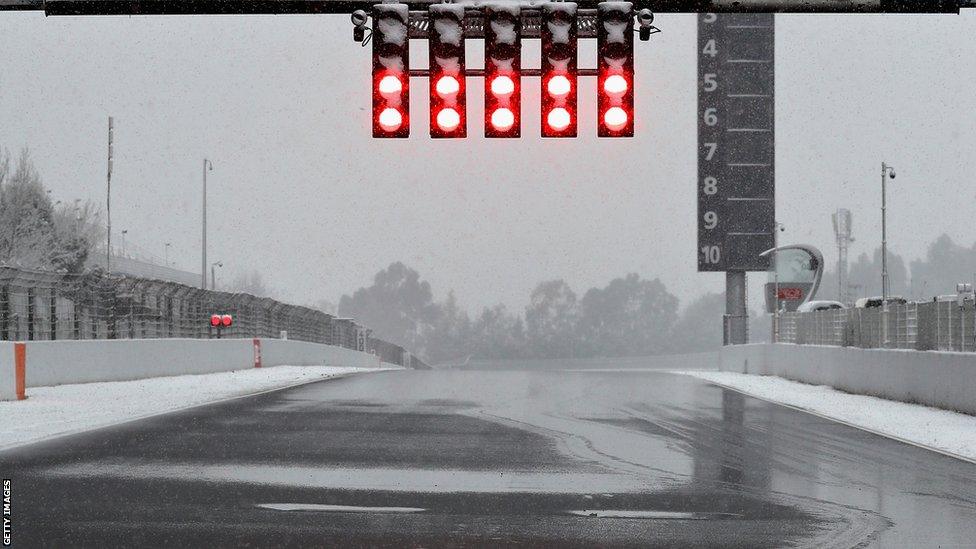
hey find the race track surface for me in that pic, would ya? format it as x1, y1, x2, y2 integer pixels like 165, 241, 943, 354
3, 368, 975, 547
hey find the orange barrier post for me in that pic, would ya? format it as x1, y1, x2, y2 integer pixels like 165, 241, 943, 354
253, 338, 262, 368
14, 342, 26, 400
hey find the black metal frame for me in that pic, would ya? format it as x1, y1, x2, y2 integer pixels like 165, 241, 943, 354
1, 0, 970, 15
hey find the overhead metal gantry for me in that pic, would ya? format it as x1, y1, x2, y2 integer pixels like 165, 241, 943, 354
1, 0, 973, 15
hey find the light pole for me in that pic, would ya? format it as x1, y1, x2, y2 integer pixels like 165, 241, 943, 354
771, 222, 785, 341
880, 162, 896, 346
202, 159, 213, 289
106, 117, 114, 274
165, 242, 171, 267
121, 229, 128, 257
211, 261, 223, 292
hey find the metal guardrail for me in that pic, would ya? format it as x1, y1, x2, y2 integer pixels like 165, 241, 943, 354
0, 265, 425, 367
777, 300, 976, 352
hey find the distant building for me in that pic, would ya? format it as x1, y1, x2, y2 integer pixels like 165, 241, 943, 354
832, 208, 854, 305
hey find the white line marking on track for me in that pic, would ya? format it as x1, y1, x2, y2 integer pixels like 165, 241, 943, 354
257, 503, 426, 513
568, 510, 741, 519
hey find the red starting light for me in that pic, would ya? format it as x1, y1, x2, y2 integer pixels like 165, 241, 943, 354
429, 4, 466, 138
484, 5, 521, 138
436, 107, 461, 132
221, 314, 233, 327
378, 74, 403, 95
597, 1, 635, 137
490, 108, 515, 132
603, 74, 629, 95
378, 107, 404, 132
547, 75, 572, 98
490, 75, 516, 97
434, 75, 460, 97
210, 314, 221, 328
603, 106, 629, 131
541, 2, 578, 137
547, 107, 572, 132
371, 3, 410, 138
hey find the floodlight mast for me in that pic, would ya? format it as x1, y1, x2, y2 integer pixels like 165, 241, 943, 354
1, 0, 972, 14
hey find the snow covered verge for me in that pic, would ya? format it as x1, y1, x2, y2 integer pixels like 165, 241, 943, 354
677, 370, 976, 463
0, 366, 391, 451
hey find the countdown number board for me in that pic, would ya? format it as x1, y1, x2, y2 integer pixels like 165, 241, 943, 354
697, 13, 775, 272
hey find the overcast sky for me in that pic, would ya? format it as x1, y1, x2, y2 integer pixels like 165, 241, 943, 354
1, 10, 974, 314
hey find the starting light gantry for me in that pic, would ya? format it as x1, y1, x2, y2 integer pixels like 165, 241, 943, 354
360, 1, 657, 139
6, 1, 972, 138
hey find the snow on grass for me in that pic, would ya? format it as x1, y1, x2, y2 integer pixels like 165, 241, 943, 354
0, 366, 391, 451
677, 370, 976, 463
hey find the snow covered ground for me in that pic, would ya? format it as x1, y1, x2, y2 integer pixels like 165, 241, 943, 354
0, 366, 392, 451
678, 370, 976, 463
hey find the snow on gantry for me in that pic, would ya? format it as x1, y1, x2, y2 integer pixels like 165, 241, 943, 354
368, 0, 643, 139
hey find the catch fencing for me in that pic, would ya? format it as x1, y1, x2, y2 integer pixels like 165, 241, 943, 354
0, 265, 425, 367
777, 300, 976, 352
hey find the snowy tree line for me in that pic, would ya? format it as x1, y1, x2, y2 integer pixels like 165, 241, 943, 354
821, 234, 976, 302
0, 147, 103, 273
339, 234, 976, 364
337, 262, 747, 364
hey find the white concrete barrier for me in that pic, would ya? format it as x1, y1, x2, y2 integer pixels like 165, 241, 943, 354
0, 341, 15, 400
718, 343, 976, 415
258, 339, 381, 369
22, 338, 255, 387
0, 338, 390, 400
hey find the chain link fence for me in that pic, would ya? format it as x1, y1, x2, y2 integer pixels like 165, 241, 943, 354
777, 300, 976, 352
0, 265, 425, 367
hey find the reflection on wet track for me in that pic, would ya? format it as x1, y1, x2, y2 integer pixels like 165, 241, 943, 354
2, 368, 975, 547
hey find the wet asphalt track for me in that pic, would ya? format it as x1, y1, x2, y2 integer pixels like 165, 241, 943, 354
2, 367, 976, 548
